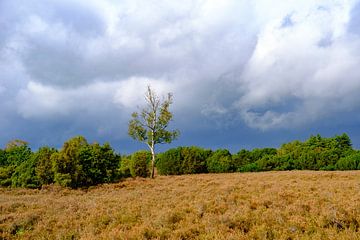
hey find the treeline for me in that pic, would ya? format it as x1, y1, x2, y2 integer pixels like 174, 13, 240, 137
0, 137, 120, 188
155, 133, 359, 175
0, 133, 359, 188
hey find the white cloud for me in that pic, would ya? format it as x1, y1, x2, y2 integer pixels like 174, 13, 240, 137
236, 0, 360, 129
113, 76, 175, 108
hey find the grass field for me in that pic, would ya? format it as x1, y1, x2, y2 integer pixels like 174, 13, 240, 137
1, 171, 360, 239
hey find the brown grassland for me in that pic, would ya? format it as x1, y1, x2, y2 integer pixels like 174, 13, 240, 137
1, 171, 360, 239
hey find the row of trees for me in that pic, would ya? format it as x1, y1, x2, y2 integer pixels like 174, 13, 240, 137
0, 137, 120, 188
0, 133, 359, 188
153, 133, 359, 175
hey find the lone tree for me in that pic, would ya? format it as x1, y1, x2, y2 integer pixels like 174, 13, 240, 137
128, 85, 179, 178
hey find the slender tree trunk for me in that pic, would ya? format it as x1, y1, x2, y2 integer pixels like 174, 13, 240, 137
150, 133, 155, 178
150, 128, 156, 179
150, 149, 155, 179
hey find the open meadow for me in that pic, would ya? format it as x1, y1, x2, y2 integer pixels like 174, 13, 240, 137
1, 171, 360, 240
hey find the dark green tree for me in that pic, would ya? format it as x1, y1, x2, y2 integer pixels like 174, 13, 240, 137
34, 147, 58, 185
206, 149, 233, 173
129, 150, 151, 177
52, 136, 88, 187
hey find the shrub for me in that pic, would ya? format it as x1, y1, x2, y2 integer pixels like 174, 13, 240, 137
239, 162, 259, 172
119, 155, 132, 177
336, 152, 360, 170
0, 149, 6, 166
206, 149, 233, 173
79, 143, 120, 185
34, 147, 57, 185
130, 151, 151, 177
4, 140, 32, 166
52, 137, 120, 187
181, 146, 211, 174
157, 147, 211, 175
11, 156, 40, 188
54, 173, 72, 187
156, 147, 182, 175
0, 166, 14, 186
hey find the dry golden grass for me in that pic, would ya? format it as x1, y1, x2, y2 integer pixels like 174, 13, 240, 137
1, 171, 360, 239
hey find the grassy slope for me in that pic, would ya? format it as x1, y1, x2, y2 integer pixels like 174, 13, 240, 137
1, 171, 360, 240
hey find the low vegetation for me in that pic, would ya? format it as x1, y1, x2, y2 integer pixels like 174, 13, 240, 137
0, 133, 359, 189
1, 171, 360, 239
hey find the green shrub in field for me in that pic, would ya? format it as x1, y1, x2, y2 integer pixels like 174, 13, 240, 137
34, 147, 58, 185
11, 155, 40, 188
0, 140, 34, 187
4, 140, 32, 167
206, 149, 233, 173
335, 151, 360, 170
54, 173, 72, 187
79, 143, 120, 185
156, 147, 182, 175
156, 146, 211, 175
130, 150, 151, 177
52, 136, 88, 188
181, 146, 211, 174
0, 166, 14, 186
0, 149, 6, 166
119, 155, 132, 177
239, 162, 259, 172
52, 136, 120, 188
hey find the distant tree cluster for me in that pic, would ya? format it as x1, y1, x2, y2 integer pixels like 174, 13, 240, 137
155, 133, 358, 175
0, 136, 120, 188
0, 133, 359, 189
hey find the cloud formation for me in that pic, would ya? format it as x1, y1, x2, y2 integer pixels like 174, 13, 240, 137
1, 0, 360, 150
237, 0, 360, 129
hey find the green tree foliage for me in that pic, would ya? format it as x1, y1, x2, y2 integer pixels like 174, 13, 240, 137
0, 149, 6, 166
0, 140, 33, 187
129, 151, 151, 177
52, 136, 120, 188
181, 146, 211, 174
4, 140, 32, 166
206, 149, 233, 173
0, 166, 14, 186
156, 147, 182, 175
0, 133, 357, 188
128, 86, 179, 178
78, 143, 120, 185
336, 151, 360, 170
119, 155, 132, 178
11, 155, 40, 188
156, 146, 211, 175
34, 147, 58, 185
52, 136, 88, 187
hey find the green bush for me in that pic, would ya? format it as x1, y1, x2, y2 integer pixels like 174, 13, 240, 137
119, 155, 132, 177
79, 143, 120, 185
181, 146, 211, 174
130, 151, 151, 177
156, 147, 211, 175
156, 147, 182, 175
239, 162, 259, 172
336, 152, 360, 170
11, 157, 40, 188
0, 166, 14, 186
0, 149, 6, 166
4, 141, 32, 166
34, 147, 57, 185
54, 173, 72, 187
52, 136, 120, 188
206, 149, 233, 173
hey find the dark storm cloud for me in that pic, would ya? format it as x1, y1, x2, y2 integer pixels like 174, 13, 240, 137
1, 0, 360, 151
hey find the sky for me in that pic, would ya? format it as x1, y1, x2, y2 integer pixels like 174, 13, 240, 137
1, 0, 360, 153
